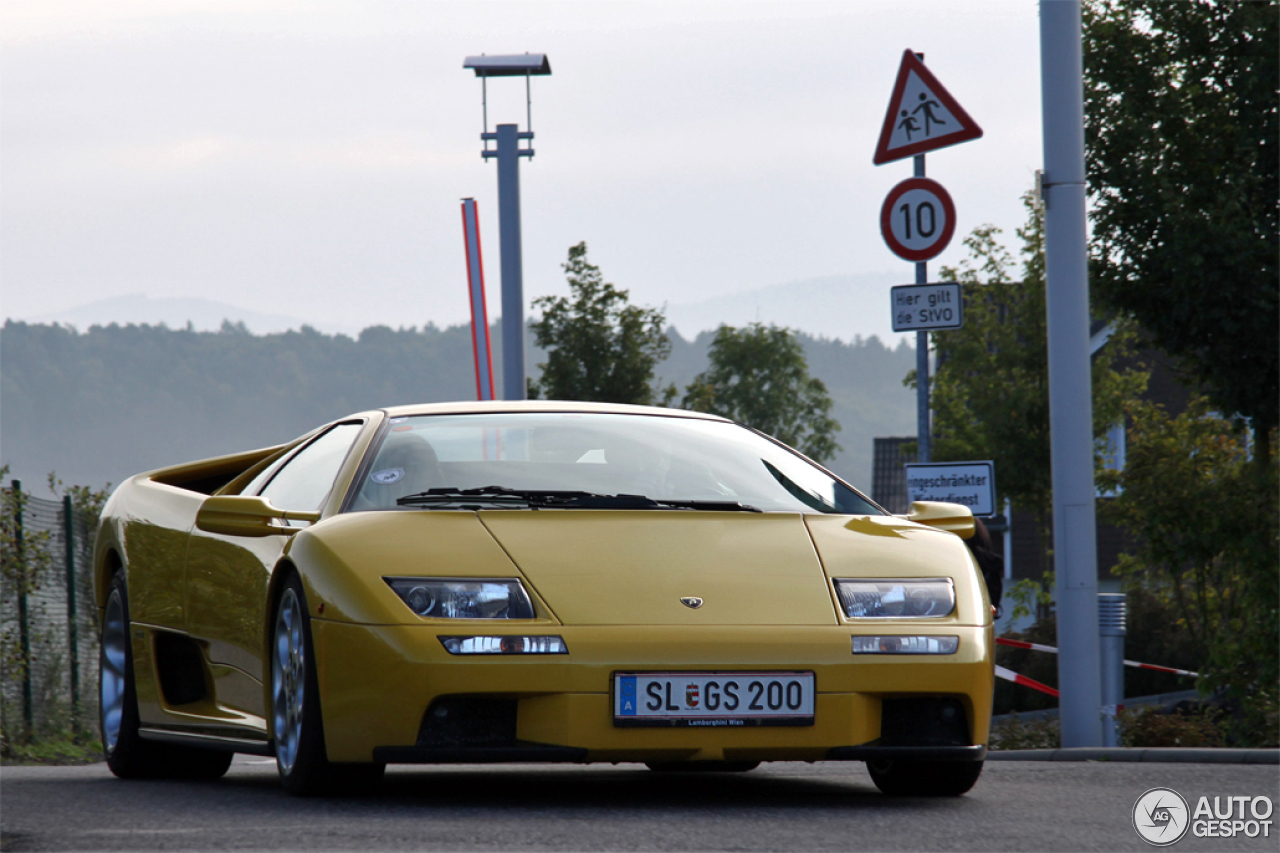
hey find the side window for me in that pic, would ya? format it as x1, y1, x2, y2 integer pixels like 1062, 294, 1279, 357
239, 448, 298, 497
259, 423, 363, 512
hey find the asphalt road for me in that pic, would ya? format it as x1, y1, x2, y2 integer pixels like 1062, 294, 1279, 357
3, 757, 1278, 852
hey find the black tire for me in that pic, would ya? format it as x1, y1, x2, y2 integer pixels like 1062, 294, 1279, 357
101, 569, 233, 780
272, 573, 384, 796
645, 761, 760, 773
866, 758, 983, 797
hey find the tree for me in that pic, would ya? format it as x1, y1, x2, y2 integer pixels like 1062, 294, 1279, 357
921, 195, 1148, 573
528, 243, 672, 405
682, 323, 840, 464
1097, 399, 1278, 745
1084, 0, 1279, 461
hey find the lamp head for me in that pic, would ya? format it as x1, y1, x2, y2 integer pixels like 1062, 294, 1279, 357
463, 54, 551, 77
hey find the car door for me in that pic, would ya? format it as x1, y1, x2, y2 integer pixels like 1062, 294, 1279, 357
183, 421, 365, 725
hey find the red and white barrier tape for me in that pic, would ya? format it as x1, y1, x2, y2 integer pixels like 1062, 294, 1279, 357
995, 637, 1199, 678
994, 665, 1059, 698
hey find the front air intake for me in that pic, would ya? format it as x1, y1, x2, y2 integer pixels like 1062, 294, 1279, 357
880, 697, 970, 747
416, 697, 518, 748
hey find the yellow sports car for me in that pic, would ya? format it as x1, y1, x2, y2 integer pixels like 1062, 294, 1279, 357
94, 402, 994, 796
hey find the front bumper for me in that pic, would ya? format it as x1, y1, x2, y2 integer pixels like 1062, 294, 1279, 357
311, 621, 994, 764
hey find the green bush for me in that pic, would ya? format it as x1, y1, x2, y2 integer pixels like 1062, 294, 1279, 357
989, 715, 1060, 751
1119, 706, 1227, 749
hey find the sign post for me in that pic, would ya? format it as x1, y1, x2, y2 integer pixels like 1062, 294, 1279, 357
873, 50, 982, 465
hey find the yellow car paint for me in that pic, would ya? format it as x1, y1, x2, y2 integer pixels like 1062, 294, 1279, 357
311, 621, 992, 763
93, 401, 996, 767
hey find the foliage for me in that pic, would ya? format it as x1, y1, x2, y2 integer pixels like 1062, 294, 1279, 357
1, 469, 110, 750
682, 323, 841, 464
989, 715, 1060, 751
1098, 398, 1279, 745
0, 468, 56, 746
529, 243, 673, 405
1, 470, 54, 689
1117, 705, 1228, 749
0, 319, 485, 491
995, 585, 1205, 717
1003, 575, 1055, 625
989, 705, 1235, 752
1084, 0, 1279, 459
918, 194, 1148, 575
2, 319, 917, 496
47, 473, 111, 531
1, 730, 103, 765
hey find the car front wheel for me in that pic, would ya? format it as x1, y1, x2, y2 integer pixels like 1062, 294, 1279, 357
272, 573, 383, 796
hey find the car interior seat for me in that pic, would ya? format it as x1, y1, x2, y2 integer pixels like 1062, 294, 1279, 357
352, 432, 445, 510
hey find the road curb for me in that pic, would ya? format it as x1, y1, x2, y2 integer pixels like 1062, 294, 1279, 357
988, 747, 1279, 764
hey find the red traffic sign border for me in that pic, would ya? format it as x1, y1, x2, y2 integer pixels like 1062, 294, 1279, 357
880, 177, 957, 262
873, 49, 983, 166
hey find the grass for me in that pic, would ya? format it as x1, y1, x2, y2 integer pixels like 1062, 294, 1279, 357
1, 732, 103, 766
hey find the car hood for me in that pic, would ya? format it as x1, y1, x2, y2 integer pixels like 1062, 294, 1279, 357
478, 511, 839, 626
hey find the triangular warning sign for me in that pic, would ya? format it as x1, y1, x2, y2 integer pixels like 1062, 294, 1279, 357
873, 50, 983, 165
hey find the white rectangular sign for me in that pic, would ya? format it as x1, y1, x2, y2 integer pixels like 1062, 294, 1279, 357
891, 283, 963, 332
904, 461, 996, 517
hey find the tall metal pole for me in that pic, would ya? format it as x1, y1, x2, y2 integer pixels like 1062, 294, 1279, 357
914, 153, 931, 463
1040, 0, 1103, 747
482, 123, 534, 400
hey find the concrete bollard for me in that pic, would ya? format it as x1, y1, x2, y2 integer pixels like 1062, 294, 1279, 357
1098, 593, 1127, 747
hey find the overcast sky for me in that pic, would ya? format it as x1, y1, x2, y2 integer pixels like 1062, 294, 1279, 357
1, 1, 1043, 335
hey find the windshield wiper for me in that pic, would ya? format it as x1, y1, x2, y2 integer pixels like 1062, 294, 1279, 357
396, 486, 593, 507
397, 486, 760, 512
648, 498, 762, 513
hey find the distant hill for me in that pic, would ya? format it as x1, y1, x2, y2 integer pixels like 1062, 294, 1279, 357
0, 320, 916, 496
665, 272, 908, 345
25, 294, 359, 337
19, 272, 909, 349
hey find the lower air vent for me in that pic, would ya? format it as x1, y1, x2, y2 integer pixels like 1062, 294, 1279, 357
880, 697, 970, 747
153, 632, 208, 706
417, 697, 518, 748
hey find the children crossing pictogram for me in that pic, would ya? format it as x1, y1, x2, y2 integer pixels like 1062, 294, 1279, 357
873, 49, 983, 165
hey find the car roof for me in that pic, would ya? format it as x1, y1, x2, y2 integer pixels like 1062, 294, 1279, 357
376, 400, 732, 421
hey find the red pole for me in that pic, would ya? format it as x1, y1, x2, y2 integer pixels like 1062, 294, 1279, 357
461, 198, 495, 400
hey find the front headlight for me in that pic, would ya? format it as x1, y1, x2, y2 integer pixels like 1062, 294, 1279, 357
384, 578, 535, 619
834, 578, 955, 618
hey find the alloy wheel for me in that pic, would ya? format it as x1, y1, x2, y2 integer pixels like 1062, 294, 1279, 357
272, 587, 307, 774
99, 590, 128, 752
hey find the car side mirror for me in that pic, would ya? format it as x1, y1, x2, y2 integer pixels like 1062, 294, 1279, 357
195, 495, 321, 538
900, 501, 976, 539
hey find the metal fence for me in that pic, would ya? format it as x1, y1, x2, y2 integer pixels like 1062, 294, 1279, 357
1, 481, 100, 745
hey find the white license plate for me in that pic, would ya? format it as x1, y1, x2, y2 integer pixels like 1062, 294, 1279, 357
613, 671, 815, 727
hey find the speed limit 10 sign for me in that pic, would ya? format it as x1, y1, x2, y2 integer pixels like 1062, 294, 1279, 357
880, 177, 957, 262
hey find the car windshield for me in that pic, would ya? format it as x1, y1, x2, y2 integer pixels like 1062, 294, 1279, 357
347, 412, 882, 515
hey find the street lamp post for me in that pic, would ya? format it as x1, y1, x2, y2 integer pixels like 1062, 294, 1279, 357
463, 53, 552, 400
1039, 1, 1103, 747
